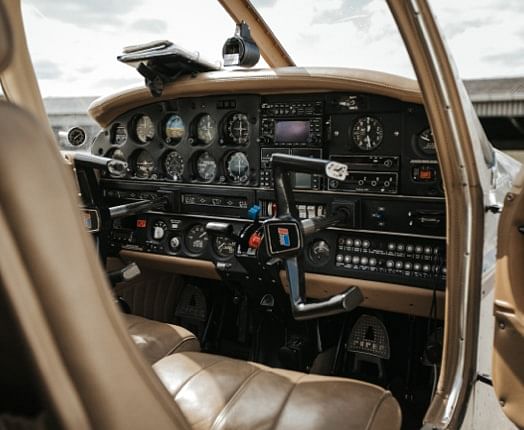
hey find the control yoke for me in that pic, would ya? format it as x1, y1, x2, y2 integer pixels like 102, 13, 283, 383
269, 153, 363, 320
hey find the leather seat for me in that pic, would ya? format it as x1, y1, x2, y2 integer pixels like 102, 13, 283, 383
123, 313, 200, 364
154, 352, 402, 430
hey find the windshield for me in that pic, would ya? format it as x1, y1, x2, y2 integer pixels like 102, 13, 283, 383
20, 0, 524, 151
253, 0, 524, 80
22, 0, 237, 97
252, 0, 415, 78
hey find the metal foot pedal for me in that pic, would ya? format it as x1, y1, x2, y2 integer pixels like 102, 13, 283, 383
347, 314, 390, 380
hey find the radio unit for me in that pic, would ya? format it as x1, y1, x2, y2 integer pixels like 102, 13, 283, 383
328, 156, 400, 194
261, 101, 323, 117
261, 117, 322, 146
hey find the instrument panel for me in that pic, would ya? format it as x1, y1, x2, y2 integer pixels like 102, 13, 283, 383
92, 91, 446, 292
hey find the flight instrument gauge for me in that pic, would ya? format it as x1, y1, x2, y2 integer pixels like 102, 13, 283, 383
224, 113, 250, 145
134, 150, 154, 178
213, 236, 236, 258
226, 151, 250, 183
416, 128, 436, 156
164, 150, 184, 180
185, 224, 209, 254
112, 123, 128, 145
196, 114, 217, 144
135, 115, 155, 143
164, 114, 185, 144
351, 116, 384, 151
195, 151, 217, 182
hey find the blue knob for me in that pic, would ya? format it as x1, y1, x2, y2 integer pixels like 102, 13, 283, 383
248, 205, 261, 221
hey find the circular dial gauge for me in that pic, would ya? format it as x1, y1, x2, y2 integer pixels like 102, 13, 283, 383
416, 128, 436, 156
164, 114, 185, 144
352, 116, 384, 151
195, 151, 217, 182
112, 123, 128, 145
196, 114, 217, 144
164, 150, 184, 180
214, 236, 236, 258
225, 113, 250, 145
134, 150, 154, 178
135, 115, 155, 143
185, 224, 209, 254
226, 151, 250, 183
308, 240, 331, 266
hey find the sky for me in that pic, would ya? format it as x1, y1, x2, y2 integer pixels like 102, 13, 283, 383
20, 0, 524, 97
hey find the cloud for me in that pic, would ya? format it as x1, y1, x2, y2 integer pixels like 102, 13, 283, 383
34, 59, 63, 80
131, 18, 168, 34
484, 47, 524, 68
253, 0, 278, 7
314, 0, 371, 25
24, 0, 142, 28
95, 77, 143, 89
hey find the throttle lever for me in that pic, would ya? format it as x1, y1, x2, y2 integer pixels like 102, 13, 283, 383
108, 262, 141, 286
109, 198, 167, 219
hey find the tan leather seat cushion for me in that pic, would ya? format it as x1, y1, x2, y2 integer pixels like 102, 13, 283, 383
124, 314, 200, 364
154, 352, 401, 430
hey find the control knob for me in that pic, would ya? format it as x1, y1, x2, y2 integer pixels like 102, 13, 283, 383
152, 220, 168, 240
169, 236, 181, 251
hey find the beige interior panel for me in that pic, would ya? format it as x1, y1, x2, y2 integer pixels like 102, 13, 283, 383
0, 2, 12, 73
493, 176, 524, 429
120, 250, 221, 280
280, 271, 444, 319
88, 67, 422, 127
120, 250, 443, 318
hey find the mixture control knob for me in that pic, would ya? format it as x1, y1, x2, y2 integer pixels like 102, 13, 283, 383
169, 236, 181, 251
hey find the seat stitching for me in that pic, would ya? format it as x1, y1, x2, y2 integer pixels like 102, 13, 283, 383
171, 355, 228, 398
364, 391, 390, 430
209, 367, 262, 430
270, 373, 308, 429
165, 336, 199, 355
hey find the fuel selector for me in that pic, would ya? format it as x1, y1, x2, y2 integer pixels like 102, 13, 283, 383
308, 240, 331, 266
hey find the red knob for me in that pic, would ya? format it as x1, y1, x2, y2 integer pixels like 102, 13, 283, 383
248, 233, 262, 249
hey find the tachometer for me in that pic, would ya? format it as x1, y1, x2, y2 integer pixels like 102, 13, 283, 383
351, 116, 384, 151
213, 236, 236, 258
196, 114, 217, 144
226, 151, 250, 183
185, 224, 208, 254
164, 114, 185, 144
164, 150, 184, 181
135, 115, 155, 143
224, 113, 250, 145
134, 150, 154, 178
416, 128, 436, 156
195, 151, 217, 182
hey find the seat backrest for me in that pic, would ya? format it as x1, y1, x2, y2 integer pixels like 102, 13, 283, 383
0, 2, 190, 429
